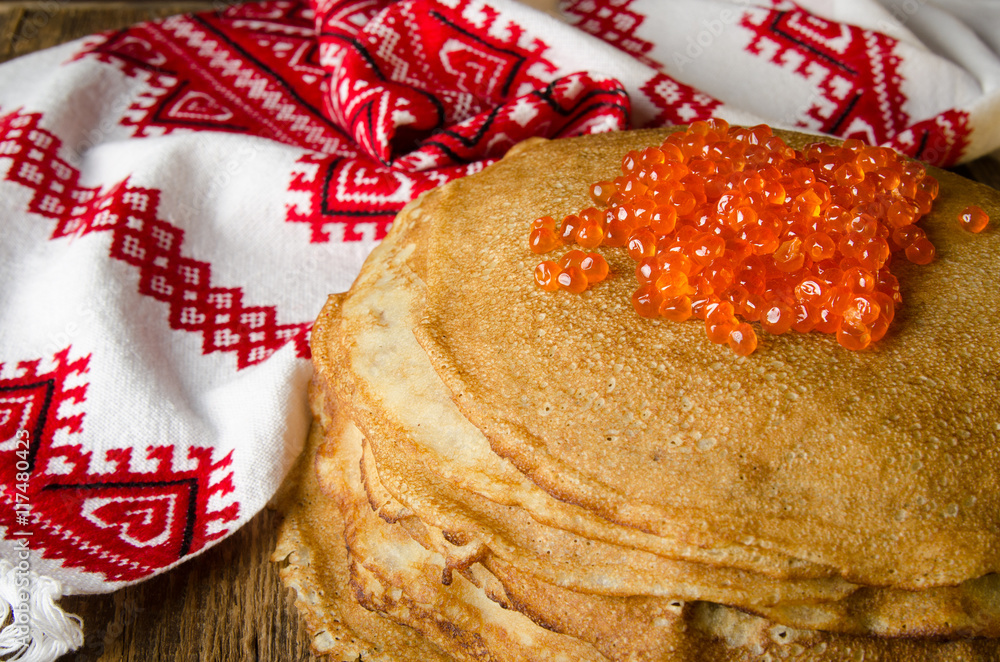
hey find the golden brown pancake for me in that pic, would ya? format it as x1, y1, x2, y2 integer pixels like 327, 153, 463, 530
277, 127, 1000, 660
278, 385, 1000, 661
412, 128, 1000, 588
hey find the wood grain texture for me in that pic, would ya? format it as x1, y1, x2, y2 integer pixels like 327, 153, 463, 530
0, 1, 220, 64
955, 157, 1000, 192
2, 2, 997, 660
57, 506, 324, 662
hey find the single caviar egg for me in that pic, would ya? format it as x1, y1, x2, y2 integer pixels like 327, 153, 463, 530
803, 231, 835, 262
559, 214, 580, 244
590, 181, 617, 206
728, 323, 758, 356
837, 320, 871, 351
958, 205, 989, 233
627, 228, 657, 261
690, 232, 726, 266
886, 200, 917, 229
580, 253, 609, 283
794, 277, 827, 305
791, 302, 817, 334
636, 256, 660, 285
760, 300, 795, 335
670, 189, 698, 216
813, 307, 841, 335
632, 284, 662, 318
841, 266, 876, 294
576, 218, 605, 249
531, 215, 556, 231
529, 227, 560, 254
559, 249, 586, 270
905, 236, 936, 265
655, 269, 691, 298
773, 237, 805, 272
558, 266, 588, 294
534, 261, 561, 292
660, 295, 693, 322
843, 294, 881, 326
649, 206, 678, 236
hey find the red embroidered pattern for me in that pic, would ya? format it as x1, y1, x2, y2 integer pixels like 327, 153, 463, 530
288, 71, 629, 242
289, 0, 630, 242
79, 0, 629, 243
286, 152, 456, 242
0, 348, 238, 582
887, 109, 970, 166
558, 0, 971, 164
560, 0, 656, 67
640, 73, 722, 127
743, 9, 907, 140
740, 7, 970, 165
560, 0, 721, 127
0, 110, 310, 369
81, 3, 347, 155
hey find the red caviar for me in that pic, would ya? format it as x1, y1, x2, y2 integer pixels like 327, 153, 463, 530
534, 261, 560, 292
958, 205, 989, 233
580, 252, 610, 283
527, 119, 947, 355
557, 266, 588, 294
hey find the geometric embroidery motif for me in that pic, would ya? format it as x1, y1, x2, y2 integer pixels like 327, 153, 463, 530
640, 73, 723, 127
80, 6, 345, 155
288, 0, 631, 242
742, 8, 909, 141
75, 0, 632, 244
0, 110, 311, 369
560, 0, 722, 127
559, 0, 657, 68
740, 7, 971, 165
0, 348, 238, 582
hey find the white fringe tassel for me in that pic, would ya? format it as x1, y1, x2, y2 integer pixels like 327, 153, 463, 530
0, 559, 84, 662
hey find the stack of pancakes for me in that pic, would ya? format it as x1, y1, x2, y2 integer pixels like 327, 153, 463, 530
274, 128, 1000, 661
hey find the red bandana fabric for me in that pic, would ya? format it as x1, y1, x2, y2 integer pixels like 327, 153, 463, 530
1, 0, 999, 658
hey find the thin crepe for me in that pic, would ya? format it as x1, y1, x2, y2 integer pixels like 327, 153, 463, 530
411, 129, 1000, 589
281, 127, 1000, 659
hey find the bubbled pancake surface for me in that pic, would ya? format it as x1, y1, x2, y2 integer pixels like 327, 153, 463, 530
411, 128, 1000, 589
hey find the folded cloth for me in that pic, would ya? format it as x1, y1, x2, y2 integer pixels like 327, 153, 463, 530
0, 0, 998, 658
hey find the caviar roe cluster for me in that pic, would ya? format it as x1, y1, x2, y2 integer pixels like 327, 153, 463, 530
530, 119, 950, 356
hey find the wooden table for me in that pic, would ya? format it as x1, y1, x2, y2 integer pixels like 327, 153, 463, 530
3, 3, 999, 661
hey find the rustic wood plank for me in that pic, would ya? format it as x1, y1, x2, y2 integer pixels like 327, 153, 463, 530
0, 6, 25, 63
0, 1, 219, 64
58, 506, 324, 662
954, 156, 1000, 192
